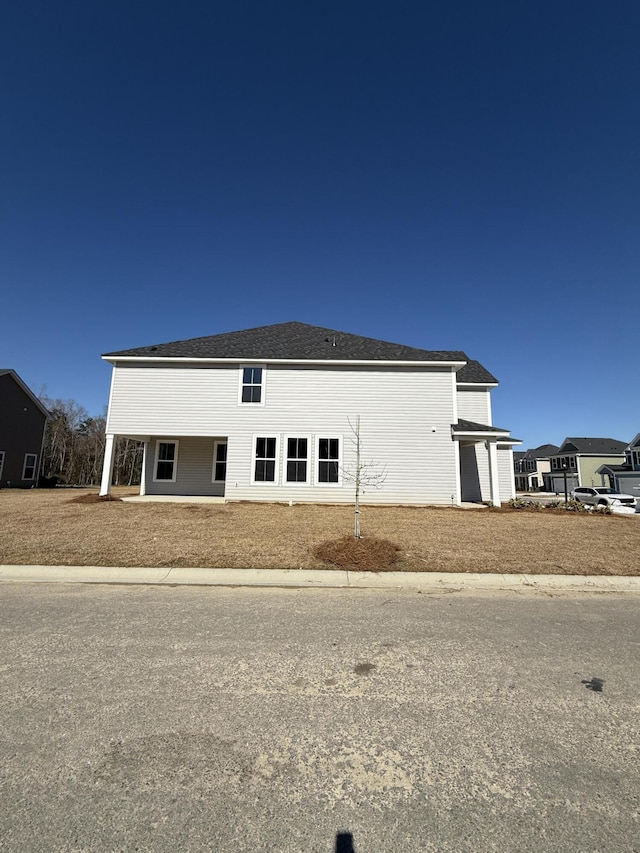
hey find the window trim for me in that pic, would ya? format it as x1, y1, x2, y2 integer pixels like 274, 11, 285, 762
284, 434, 311, 486
153, 440, 179, 483
211, 439, 228, 483
251, 435, 280, 485
22, 453, 37, 481
315, 435, 343, 486
238, 364, 266, 406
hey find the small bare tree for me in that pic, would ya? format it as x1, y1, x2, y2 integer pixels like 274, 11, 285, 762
341, 415, 387, 538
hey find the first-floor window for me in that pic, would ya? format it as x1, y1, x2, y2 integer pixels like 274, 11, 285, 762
212, 441, 228, 482
254, 436, 278, 483
317, 437, 341, 484
154, 441, 178, 482
22, 453, 37, 480
286, 437, 309, 483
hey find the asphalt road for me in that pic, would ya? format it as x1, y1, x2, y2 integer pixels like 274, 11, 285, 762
1, 584, 638, 852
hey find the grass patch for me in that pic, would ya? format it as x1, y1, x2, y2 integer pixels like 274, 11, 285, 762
314, 536, 400, 571
0, 488, 638, 575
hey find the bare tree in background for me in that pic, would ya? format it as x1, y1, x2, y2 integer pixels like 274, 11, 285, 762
113, 437, 144, 486
341, 415, 387, 538
38, 394, 142, 487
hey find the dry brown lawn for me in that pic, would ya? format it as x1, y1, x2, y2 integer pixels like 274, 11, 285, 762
0, 487, 638, 575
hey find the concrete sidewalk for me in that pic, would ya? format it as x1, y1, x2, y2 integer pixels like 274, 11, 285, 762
0, 564, 639, 592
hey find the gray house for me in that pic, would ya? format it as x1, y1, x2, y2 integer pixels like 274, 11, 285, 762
100, 322, 520, 506
596, 433, 640, 495
0, 370, 49, 488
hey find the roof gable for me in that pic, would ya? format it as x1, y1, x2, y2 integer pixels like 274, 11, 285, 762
557, 437, 627, 455
529, 444, 560, 458
0, 369, 49, 417
103, 321, 476, 366
626, 433, 640, 450
456, 359, 498, 385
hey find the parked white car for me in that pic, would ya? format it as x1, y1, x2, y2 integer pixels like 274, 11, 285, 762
571, 487, 637, 508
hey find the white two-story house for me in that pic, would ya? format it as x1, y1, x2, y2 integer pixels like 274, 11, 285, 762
513, 444, 559, 492
100, 322, 519, 506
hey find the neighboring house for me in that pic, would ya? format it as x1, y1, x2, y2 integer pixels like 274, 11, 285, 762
547, 437, 628, 494
0, 369, 49, 488
513, 443, 559, 492
100, 322, 520, 506
596, 433, 640, 495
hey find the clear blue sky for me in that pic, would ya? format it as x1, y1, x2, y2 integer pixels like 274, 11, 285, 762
3, 1, 639, 449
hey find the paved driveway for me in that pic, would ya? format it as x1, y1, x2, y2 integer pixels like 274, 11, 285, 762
1, 585, 638, 852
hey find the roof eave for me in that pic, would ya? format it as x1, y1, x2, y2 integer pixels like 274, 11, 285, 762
102, 355, 468, 368
453, 430, 512, 438
456, 381, 499, 389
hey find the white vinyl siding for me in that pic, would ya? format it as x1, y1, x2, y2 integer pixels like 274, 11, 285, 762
456, 388, 492, 424
107, 363, 460, 504
497, 446, 516, 501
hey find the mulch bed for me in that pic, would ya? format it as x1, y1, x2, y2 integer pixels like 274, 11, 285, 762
314, 535, 400, 571
67, 493, 122, 504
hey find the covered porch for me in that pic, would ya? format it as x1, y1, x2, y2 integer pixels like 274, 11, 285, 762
100, 434, 228, 498
453, 420, 520, 507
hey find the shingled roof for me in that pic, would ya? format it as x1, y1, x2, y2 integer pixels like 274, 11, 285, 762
518, 444, 560, 459
452, 419, 512, 434
557, 437, 628, 455
456, 359, 498, 384
103, 321, 488, 370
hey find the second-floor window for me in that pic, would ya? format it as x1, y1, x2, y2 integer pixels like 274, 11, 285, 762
553, 455, 576, 471
240, 366, 265, 404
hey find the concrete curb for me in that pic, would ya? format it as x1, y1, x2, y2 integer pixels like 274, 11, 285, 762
0, 565, 639, 593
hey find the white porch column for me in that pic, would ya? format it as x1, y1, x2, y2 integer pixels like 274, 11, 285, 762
140, 441, 147, 496
453, 439, 462, 506
508, 447, 517, 499
487, 439, 501, 507
100, 434, 116, 495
